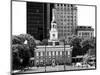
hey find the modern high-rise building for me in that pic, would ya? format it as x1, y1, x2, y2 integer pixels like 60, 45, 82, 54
27, 2, 52, 41
53, 4, 77, 40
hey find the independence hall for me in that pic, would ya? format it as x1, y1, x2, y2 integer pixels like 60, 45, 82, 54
34, 45, 72, 66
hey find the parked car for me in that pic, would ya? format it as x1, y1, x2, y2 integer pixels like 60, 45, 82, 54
87, 57, 96, 66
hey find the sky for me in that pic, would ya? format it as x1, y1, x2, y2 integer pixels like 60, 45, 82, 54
12, 1, 96, 35
77, 5, 95, 29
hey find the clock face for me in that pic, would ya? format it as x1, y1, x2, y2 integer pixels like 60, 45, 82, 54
53, 34, 55, 37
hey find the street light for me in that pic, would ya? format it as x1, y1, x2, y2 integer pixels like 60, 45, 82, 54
43, 39, 48, 72
64, 39, 66, 71
62, 37, 66, 71
45, 44, 46, 72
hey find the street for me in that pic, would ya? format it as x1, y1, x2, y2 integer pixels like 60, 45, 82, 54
13, 65, 95, 74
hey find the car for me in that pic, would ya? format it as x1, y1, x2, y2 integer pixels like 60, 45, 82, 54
87, 57, 96, 66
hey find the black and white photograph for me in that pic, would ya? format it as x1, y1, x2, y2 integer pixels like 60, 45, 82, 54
11, 0, 96, 74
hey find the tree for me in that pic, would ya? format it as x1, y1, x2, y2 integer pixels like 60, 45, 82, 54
81, 37, 96, 56
69, 36, 82, 57
70, 36, 82, 46
12, 44, 24, 70
42, 39, 48, 45
35, 40, 41, 45
17, 34, 36, 57
12, 36, 23, 44
12, 34, 36, 70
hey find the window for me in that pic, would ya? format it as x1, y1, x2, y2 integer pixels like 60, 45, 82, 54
48, 42, 52, 45
51, 51, 52, 56
79, 32, 81, 35
68, 5, 69, 7
49, 51, 51, 56
46, 52, 48, 56
68, 51, 70, 56
39, 52, 41, 56
62, 51, 64, 56
58, 51, 60, 56
36, 52, 39, 56
64, 19, 66, 21
82, 32, 84, 35
64, 4, 66, 6
64, 30, 66, 32
66, 51, 67, 56
67, 23, 69, 25
87, 33, 89, 35
43, 52, 45, 56
55, 42, 59, 45
55, 51, 56, 56
36, 9, 39, 13
67, 33, 70, 35
53, 51, 55, 56
56, 51, 58, 56
71, 4, 73, 7
91, 33, 92, 36
41, 52, 43, 56
60, 51, 62, 55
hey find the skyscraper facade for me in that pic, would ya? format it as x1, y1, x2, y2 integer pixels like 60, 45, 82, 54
27, 2, 51, 41
53, 4, 77, 40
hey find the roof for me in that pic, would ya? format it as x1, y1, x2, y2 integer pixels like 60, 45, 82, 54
76, 26, 94, 31
34, 45, 73, 52
36, 45, 71, 48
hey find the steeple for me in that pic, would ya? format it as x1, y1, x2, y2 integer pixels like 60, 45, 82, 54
51, 9, 56, 23
49, 9, 58, 41
48, 8, 59, 46
51, 9, 57, 31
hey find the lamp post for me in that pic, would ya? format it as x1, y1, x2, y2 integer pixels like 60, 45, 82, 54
43, 39, 48, 72
45, 44, 46, 72
62, 37, 66, 71
64, 39, 66, 71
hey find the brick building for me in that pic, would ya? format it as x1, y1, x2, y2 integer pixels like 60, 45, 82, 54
34, 45, 72, 66
76, 26, 94, 39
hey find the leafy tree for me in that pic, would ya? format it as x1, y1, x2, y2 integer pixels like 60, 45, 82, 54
12, 36, 23, 44
35, 40, 41, 45
69, 36, 82, 57
12, 34, 36, 70
42, 39, 48, 45
70, 36, 82, 46
12, 44, 24, 70
81, 37, 96, 56
17, 34, 36, 57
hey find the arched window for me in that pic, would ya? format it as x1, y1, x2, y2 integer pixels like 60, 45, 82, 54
53, 25, 54, 28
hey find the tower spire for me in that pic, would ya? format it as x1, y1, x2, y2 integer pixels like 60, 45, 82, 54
52, 9, 56, 23
48, 9, 59, 46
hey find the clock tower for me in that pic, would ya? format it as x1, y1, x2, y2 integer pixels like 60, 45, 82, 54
48, 9, 59, 46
